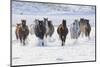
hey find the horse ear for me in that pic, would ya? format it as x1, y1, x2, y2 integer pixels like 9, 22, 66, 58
21, 19, 26, 22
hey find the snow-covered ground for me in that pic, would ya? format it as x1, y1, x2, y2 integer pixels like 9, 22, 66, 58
12, 24, 95, 66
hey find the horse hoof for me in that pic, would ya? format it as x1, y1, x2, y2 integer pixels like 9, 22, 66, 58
62, 43, 65, 46
42, 42, 44, 46
62, 44, 64, 46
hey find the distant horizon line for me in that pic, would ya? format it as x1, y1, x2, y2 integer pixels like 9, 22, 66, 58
12, 12, 95, 15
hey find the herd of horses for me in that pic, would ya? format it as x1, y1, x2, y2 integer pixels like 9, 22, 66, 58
15, 18, 91, 46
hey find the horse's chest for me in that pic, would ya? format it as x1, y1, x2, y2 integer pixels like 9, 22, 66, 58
37, 26, 46, 33
22, 28, 26, 32
19, 27, 27, 34
60, 27, 66, 33
80, 25, 86, 32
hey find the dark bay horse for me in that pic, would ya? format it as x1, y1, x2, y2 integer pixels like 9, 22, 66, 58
15, 20, 29, 45
57, 19, 68, 46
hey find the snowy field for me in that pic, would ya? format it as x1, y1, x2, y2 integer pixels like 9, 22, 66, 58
12, 15, 95, 66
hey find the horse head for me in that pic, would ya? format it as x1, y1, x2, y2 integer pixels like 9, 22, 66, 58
38, 20, 44, 27
21, 19, 26, 27
44, 18, 48, 21
16, 23, 21, 27
43, 18, 48, 25
62, 19, 66, 27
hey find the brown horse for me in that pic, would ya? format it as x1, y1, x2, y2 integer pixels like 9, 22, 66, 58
79, 18, 91, 38
57, 19, 68, 46
15, 20, 29, 45
15, 23, 21, 40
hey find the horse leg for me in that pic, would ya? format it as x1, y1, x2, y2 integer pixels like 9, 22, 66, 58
62, 36, 66, 46
19, 36, 22, 44
42, 36, 45, 46
60, 35, 63, 46
42, 41, 44, 46
62, 41, 64, 46
82, 32, 84, 37
38, 38, 44, 46
61, 42, 63, 46
85, 28, 90, 37
15, 32, 18, 40
87, 31, 91, 39
61, 35, 65, 46
63, 36, 66, 46
45, 34, 47, 38
23, 39, 25, 45
85, 31, 87, 37
23, 36, 26, 45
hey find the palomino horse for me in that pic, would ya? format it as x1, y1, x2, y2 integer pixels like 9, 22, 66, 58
79, 18, 91, 38
15, 20, 29, 45
57, 19, 68, 46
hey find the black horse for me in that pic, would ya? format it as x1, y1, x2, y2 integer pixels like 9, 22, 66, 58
57, 19, 68, 46
34, 20, 46, 46
18, 20, 29, 45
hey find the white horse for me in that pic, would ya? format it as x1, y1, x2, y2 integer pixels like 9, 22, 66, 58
70, 19, 80, 39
